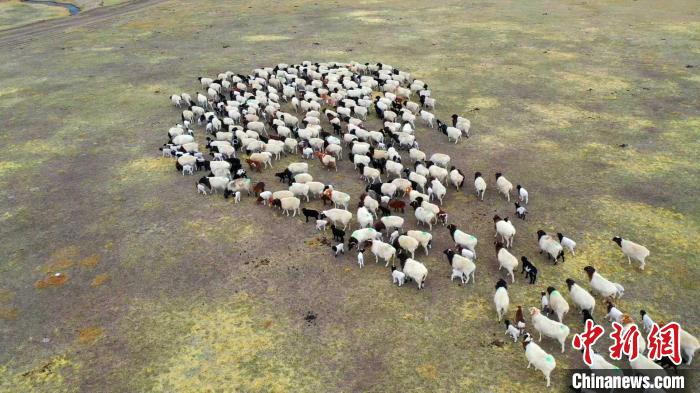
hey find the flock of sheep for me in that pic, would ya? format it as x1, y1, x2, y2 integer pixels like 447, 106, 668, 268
160, 61, 698, 388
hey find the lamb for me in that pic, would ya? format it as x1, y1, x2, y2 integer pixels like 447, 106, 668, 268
321, 209, 353, 230
521, 257, 538, 284
278, 196, 301, 217
541, 292, 551, 315
366, 239, 396, 267
414, 207, 435, 230
458, 246, 475, 260
515, 306, 527, 332
516, 184, 529, 204
332, 243, 345, 257
447, 224, 477, 258
197, 183, 208, 195
565, 278, 595, 312
406, 230, 432, 255
521, 332, 556, 387
473, 172, 486, 201
530, 307, 570, 353
494, 279, 510, 321
606, 302, 624, 323
546, 286, 570, 322
612, 236, 650, 270
357, 206, 374, 229
399, 256, 428, 290
391, 266, 405, 286
640, 310, 655, 332
495, 241, 518, 283
448, 167, 465, 190
537, 230, 565, 264
443, 249, 476, 284
515, 203, 528, 220
557, 233, 576, 255
437, 120, 462, 144
495, 172, 513, 201
451, 114, 471, 137
331, 225, 345, 242
493, 215, 516, 248
287, 183, 310, 202
505, 320, 520, 342
357, 251, 365, 268
583, 266, 624, 299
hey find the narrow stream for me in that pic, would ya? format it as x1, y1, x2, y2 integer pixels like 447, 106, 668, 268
23, 0, 81, 16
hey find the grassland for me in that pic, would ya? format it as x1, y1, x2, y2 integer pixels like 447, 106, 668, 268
0, 0, 699, 392
0, 0, 68, 30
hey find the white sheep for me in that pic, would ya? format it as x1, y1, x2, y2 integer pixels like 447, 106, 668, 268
522, 332, 557, 387
360, 164, 382, 184
448, 167, 465, 190
530, 307, 570, 353
612, 236, 650, 270
287, 162, 309, 174
546, 287, 570, 322
196, 183, 208, 195
367, 239, 396, 267
406, 230, 432, 255
289, 182, 310, 202
357, 251, 364, 268
380, 215, 404, 232
494, 216, 516, 248
419, 110, 434, 128
408, 171, 428, 192
414, 207, 435, 230
409, 148, 426, 162
474, 172, 486, 201
329, 190, 351, 210
588, 349, 619, 371
428, 153, 450, 168
495, 242, 518, 283
315, 219, 327, 231
447, 224, 477, 258
629, 354, 664, 376
294, 173, 313, 184
249, 152, 272, 168
182, 164, 194, 176
353, 154, 371, 170
357, 206, 374, 229
428, 165, 448, 183
565, 279, 595, 312
583, 266, 624, 299
401, 258, 428, 290
272, 190, 294, 200
620, 315, 647, 355
321, 209, 353, 230
494, 279, 509, 321
396, 235, 419, 259
429, 179, 446, 205
495, 172, 513, 201
385, 160, 403, 179
681, 327, 699, 364
444, 249, 475, 284
537, 230, 565, 263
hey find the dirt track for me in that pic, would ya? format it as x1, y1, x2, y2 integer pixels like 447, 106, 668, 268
0, 0, 165, 48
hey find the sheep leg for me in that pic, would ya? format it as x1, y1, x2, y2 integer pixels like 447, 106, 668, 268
539, 332, 542, 342
527, 362, 531, 369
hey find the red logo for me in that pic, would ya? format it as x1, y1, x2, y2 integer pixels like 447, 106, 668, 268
609, 322, 641, 361
573, 320, 605, 366
647, 322, 681, 365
